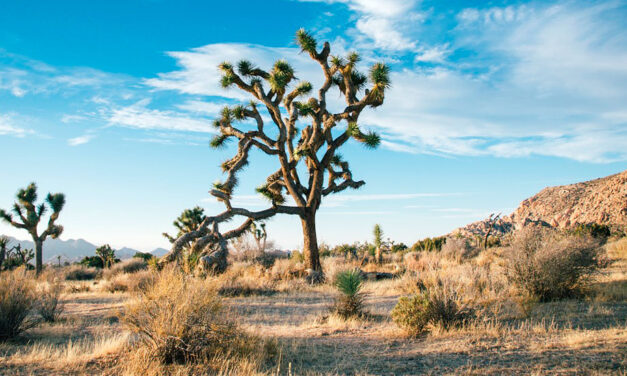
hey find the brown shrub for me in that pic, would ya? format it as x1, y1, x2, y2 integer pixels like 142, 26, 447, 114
120, 268, 260, 366
64, 265, 101, 281
36, 280, 65, 322
503, 228, 606, 301
104, 258, 147, 279
0, 268, 38, 341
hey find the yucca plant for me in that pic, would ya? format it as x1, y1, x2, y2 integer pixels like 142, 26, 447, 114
333, 269, 365, 318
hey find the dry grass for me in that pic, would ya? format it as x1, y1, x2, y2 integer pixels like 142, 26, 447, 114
1, 236, 625, 375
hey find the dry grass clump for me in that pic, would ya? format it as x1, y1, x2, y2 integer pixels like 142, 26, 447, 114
503, 228, 606, 301
392, 280, 474, 335
102, 269, 156, 294
103, 258, 147, 279
36, 280, 65, 322
120, 268, 270, 373
0, 268, 38, 341
64, 265, 101, 281
440, 237, 477, 261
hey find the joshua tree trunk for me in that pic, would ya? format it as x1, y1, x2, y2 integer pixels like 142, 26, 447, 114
34, 238, 43, 275
301, 211, 321, 272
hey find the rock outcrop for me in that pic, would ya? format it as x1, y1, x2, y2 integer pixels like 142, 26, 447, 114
454, 169, 627, 237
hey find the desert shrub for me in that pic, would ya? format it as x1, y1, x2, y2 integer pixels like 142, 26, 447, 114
411, 236, 446, 252
503, 228, 605, 301
290, 250, 304, 263
573, 223, 611, 240
121, 268, 257, 365
440, 237, 476, 261
65, 265, 101, 281
104, 275, 129, 293
254, 253, 277, 269
391, 285, 473, 335
333, 269, 365, 318
104, 258, 148, 279
126, 270, 157, 293
36, 280, 65, 322
133, 251, 155, 262
66, 282, 91, 293
0, 269, 38, 340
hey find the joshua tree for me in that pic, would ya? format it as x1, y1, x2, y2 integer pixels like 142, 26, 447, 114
162, 206, 207, 244
249, 222, 267, 254
373, 224, 384, 264
0, 183, 65, 275
95, 244, 116, 269
0, 236, 9, 271
161, 30, 390, 280
484, 213, 501, 250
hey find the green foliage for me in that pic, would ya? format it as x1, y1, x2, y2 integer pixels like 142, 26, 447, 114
163, 206, 207, 243
333, 269, 364, 318
369, 63, 391, 89
390, 242, 408, 253
290, 250, 304, 263
411, 236, 447, 252
391, 294, 431, 334
79, 256, 105, 269
373, 224, 383, 248
210, 134, 230, 149
295, 28, 317, 54
95, 244, 117, 269
134, 251, 155, 262
573, 223, 611, 240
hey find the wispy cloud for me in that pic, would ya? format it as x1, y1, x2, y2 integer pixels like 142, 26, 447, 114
67, 134, 94, 146
0, 114, 34, 137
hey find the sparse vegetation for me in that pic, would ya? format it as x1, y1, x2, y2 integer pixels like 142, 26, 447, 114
0, 269, 37, 341
36, 279, 65, 322
504, 228, 606, 301
64, 265, 101, 280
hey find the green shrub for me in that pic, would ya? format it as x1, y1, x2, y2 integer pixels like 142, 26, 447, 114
573, 223, 611, 240
391, 294, 431, 334
411, 236, 446, 252
133, 251, 156, 262
333, 269, 365, 318
0, 269, 38, 341
504, 228, 605, 301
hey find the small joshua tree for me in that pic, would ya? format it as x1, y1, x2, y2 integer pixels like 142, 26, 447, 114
0, 183, 65, 275
373, 224, 384, 264
95, 244, 116, 269
333, 269, 365, 318
249, 222, 267, 255
161, 29, 390, 280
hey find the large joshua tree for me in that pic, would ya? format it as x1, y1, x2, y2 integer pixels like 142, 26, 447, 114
161, 30, 390, 278
0, 183, 65, 275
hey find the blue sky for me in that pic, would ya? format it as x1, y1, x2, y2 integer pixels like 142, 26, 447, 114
1, 0, 625, 252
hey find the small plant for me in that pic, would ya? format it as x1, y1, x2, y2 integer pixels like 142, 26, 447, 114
0, 269, 38, 340
37, 280, 65, 322
391, 283, 473, 335
333, 269, 365, 318
504, 228, 605, 301
104, 258, 147, 279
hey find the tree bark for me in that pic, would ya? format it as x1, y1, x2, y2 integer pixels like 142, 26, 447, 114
34, 238, 43, 275
301, 211, 321, 272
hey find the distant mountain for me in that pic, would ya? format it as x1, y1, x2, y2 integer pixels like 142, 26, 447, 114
151, 247, 169, 257
2, 237, 148, 263
454, 169, 627, 237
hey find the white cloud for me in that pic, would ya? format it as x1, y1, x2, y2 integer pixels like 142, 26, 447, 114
0, 115, 34, 137
108, 99, 217, 133
67, 134, 94, 146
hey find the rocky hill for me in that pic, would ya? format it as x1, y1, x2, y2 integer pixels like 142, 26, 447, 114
454, 169, 627, 237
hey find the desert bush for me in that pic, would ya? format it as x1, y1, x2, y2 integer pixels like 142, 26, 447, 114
64, 265, 101, 281
503, 228, 605, 301
104, 275, 129, 293
121, 268, 257, 365
290, 250, 304, 263
333, 269, 365, 318
126, 270, 157, 293
254, 252, 278, 269
440, 237, 476, 261
133, 251, 155, 262
36, 280, 65, 322
411, 236, 446, 252
66, 282, 91, 294
391, 284, 473, 335
104, 258, 147, 279
573, 223, 611, 240
0, 269, 38, 340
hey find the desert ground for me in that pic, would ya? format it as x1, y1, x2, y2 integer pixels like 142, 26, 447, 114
1, 235, 626, 375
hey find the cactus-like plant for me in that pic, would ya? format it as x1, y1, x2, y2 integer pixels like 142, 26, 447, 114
0, 183, 65, 275
333, 269, 365, 318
